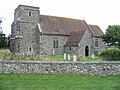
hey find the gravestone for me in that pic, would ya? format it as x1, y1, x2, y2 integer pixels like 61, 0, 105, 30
73, 55, 76, 62
68, 54, 71, 60
64, 53, 66, 60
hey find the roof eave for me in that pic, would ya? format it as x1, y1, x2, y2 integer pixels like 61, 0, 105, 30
42, 33, 70, 36
64, 45, 79, 47
93, 35, 102, 38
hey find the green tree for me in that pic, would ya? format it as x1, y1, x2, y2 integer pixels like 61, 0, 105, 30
7, 34, 11, 47
0, 18, 7, 48
0, 34, 7, 48
102, 25, 120, 48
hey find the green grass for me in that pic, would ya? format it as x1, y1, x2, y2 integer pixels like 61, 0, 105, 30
0, 74, 120, 90
77, 56, 102, 61
46, 55, 64, 61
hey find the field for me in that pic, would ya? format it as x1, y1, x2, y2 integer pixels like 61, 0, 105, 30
0, 74, 120, 90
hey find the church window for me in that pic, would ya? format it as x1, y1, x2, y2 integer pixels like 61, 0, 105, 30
53, 37, 58, 48
29, 12, 32, 16
95, 40, 98, 47
53, 40, 56, 48
56, 40, 58, 48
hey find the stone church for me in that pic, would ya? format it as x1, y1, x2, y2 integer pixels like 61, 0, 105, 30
10, 5, 105, 56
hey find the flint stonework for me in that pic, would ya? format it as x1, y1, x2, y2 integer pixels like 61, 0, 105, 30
0, 60, 120, 76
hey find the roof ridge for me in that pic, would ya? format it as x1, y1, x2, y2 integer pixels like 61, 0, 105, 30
89, 24, 98, 26
40, 14, 84, 21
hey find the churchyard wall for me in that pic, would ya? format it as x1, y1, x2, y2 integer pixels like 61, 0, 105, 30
0, 60, 120, 76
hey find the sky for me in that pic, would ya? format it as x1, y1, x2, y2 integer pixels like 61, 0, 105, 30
0, 0, 120, 36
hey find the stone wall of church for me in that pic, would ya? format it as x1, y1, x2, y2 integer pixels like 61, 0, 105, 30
18, 22, 40, 55
78, 30, 94, 56
40, 35, 69, 55
93, 37, 106, 55
14, 5, 40, 23
64, 46, 79, 55
10, 5, 40, 55
78, 30, 105, 56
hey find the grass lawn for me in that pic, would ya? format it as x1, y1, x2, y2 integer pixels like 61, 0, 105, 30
0, 74, 120, 90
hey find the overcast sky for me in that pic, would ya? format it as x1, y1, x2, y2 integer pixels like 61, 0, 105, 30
0, 0, 120, 36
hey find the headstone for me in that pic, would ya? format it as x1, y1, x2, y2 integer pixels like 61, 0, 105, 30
53, 49, 54, 55
64, 53, 66, 60
68, 54, 71, 60
91, 54, 95, 58
73, 55, 76, 62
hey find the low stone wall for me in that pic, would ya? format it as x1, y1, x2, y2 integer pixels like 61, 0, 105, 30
0, 60, 120, 76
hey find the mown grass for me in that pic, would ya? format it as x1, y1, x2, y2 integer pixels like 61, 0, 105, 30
0, 49, 101, 61
0, 74, 120, 90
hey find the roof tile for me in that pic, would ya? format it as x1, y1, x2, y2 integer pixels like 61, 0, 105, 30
39, 15, 103, 46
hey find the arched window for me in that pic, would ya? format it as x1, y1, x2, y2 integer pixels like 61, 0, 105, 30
29, 12, 32, 16
56, 40, 58, 48
53, 40, 56, 48
53, 38, 59, 48
95, 40, 98, 47
85, 46, 89, 56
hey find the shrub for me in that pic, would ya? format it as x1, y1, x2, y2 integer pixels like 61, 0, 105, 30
100, 48, 120, 61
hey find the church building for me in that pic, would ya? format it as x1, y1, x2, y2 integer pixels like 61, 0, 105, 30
10, 5, 105, 56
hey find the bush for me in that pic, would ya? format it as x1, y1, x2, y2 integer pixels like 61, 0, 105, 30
100, 48, 120, 61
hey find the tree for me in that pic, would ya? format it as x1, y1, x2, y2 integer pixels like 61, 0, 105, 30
102, 25, 120, 48
0, 34, 7, 48
0, 18, 7, 48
